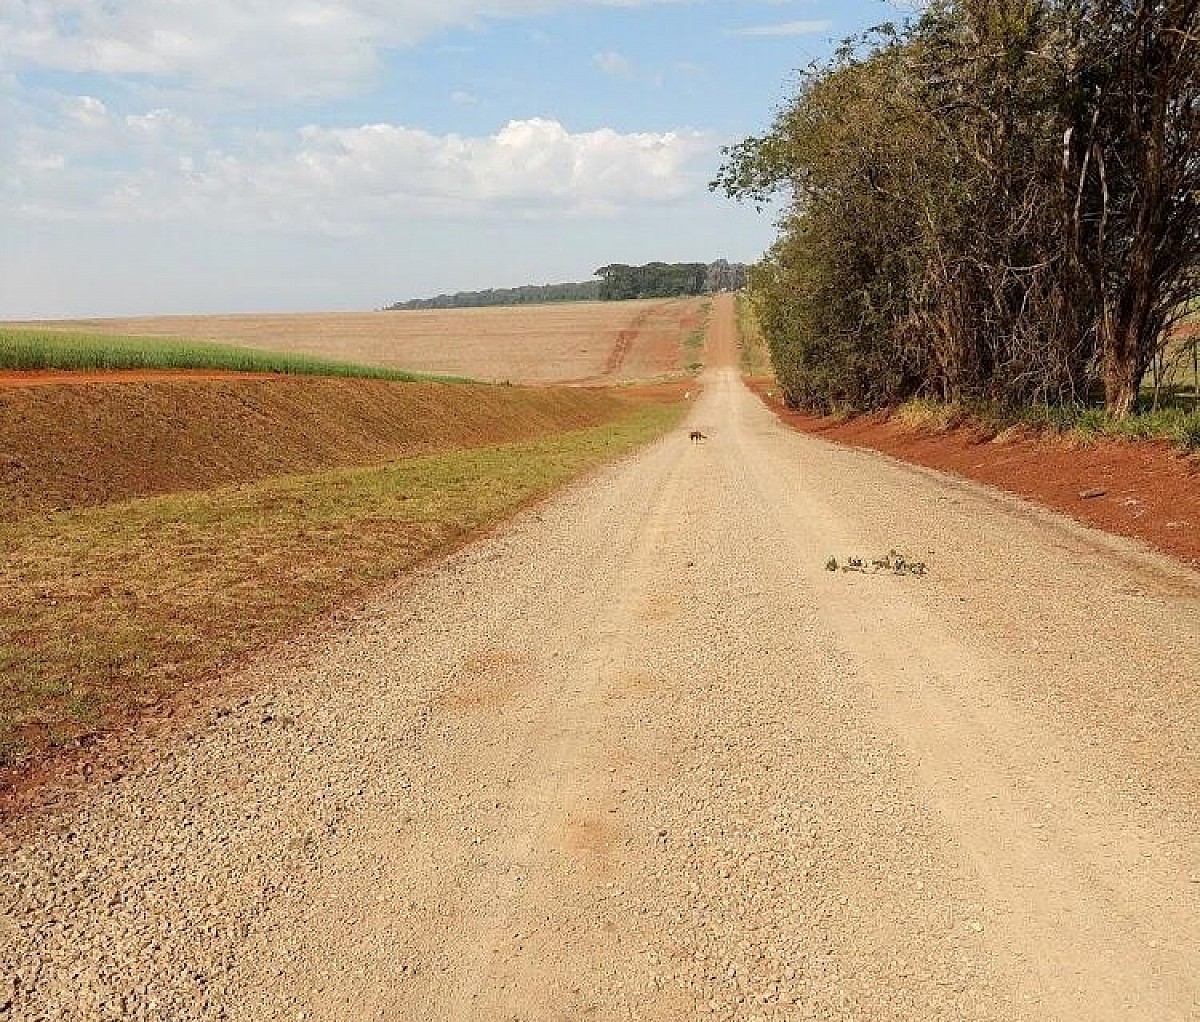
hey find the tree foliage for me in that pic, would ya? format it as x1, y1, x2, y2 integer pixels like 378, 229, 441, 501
716, 0, 1199, 416
387, 261, 749, 310
595, 262, 711, 300
386, 281, 601, 310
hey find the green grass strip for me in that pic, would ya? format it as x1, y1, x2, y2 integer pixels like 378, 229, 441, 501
0, 328, 469, 383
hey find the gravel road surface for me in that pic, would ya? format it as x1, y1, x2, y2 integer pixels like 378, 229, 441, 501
2, 296, 1197, 1020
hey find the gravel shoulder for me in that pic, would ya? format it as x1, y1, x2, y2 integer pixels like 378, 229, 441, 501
751, 384, 1200, 569
2, 296, 1196, 1021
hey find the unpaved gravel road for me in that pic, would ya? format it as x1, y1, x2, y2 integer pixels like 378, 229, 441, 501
3, 296, 1198, 1021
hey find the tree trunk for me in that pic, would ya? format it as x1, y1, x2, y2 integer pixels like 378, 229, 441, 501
1101, 312, 1149, 418
1103, 355, 1139, 418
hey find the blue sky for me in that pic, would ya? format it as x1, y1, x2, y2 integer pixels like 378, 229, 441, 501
1, 0, 912, 317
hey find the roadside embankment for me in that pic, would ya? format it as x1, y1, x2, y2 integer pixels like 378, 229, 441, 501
0, 376, 641, 518
0, 375, 686, 815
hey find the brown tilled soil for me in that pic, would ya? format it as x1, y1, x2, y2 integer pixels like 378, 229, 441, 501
0, 376, 636, 518
6, 298, 704, 385
586, 301, 705, 383
748, 381, 1200, 568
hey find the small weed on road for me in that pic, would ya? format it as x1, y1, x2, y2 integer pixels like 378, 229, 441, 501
826, 550, 928, 576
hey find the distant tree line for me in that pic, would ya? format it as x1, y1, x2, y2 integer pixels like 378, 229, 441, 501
386, 281, 601, 311
386, 261, 749, 311
714, 0, 1199, 417
595, 261, 748, 300
706, 259, 750, 294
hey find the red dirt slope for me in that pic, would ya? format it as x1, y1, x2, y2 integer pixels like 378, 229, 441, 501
0, 375, 634, 520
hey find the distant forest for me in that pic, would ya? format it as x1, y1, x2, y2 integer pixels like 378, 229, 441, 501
385, 260, 747, 310
386, 281, 601, 311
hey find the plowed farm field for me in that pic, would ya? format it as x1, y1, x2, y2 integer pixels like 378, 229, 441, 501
7, 299, 707, 385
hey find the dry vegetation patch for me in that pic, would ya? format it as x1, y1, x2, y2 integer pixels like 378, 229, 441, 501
735, 293, 773, 378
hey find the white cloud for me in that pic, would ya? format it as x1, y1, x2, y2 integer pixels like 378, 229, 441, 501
17, 144, 65, 172
63, 95, 109, 127
8, 116, 716, 233
124, 107, 198, 137
19, 99, 206, 161
0, 1, 698, 98
593, 50, 634, 78
732, 19, 833, 37
451, 89, 479, 105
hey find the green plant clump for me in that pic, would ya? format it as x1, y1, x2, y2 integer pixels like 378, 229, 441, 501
892, 397, 1200, 455
1173, 412, 1200, 453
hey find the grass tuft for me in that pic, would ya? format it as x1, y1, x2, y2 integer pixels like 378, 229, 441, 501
894, 399, 970, 433
1172, 411, 1200, 452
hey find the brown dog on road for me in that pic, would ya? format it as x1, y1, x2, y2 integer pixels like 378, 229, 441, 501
689, 430, 707, 443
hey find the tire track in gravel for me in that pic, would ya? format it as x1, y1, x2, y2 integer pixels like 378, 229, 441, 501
1, 295, 1196, 1021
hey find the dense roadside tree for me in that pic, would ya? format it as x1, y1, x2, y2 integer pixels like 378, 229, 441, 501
1059, 0, 1200, 414
716, 0, 1199, 416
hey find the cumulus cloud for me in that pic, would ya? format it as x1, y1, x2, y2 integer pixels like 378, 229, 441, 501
8, 116, 716, 232
63, 95, 109, 127
0, 0, 697, 98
